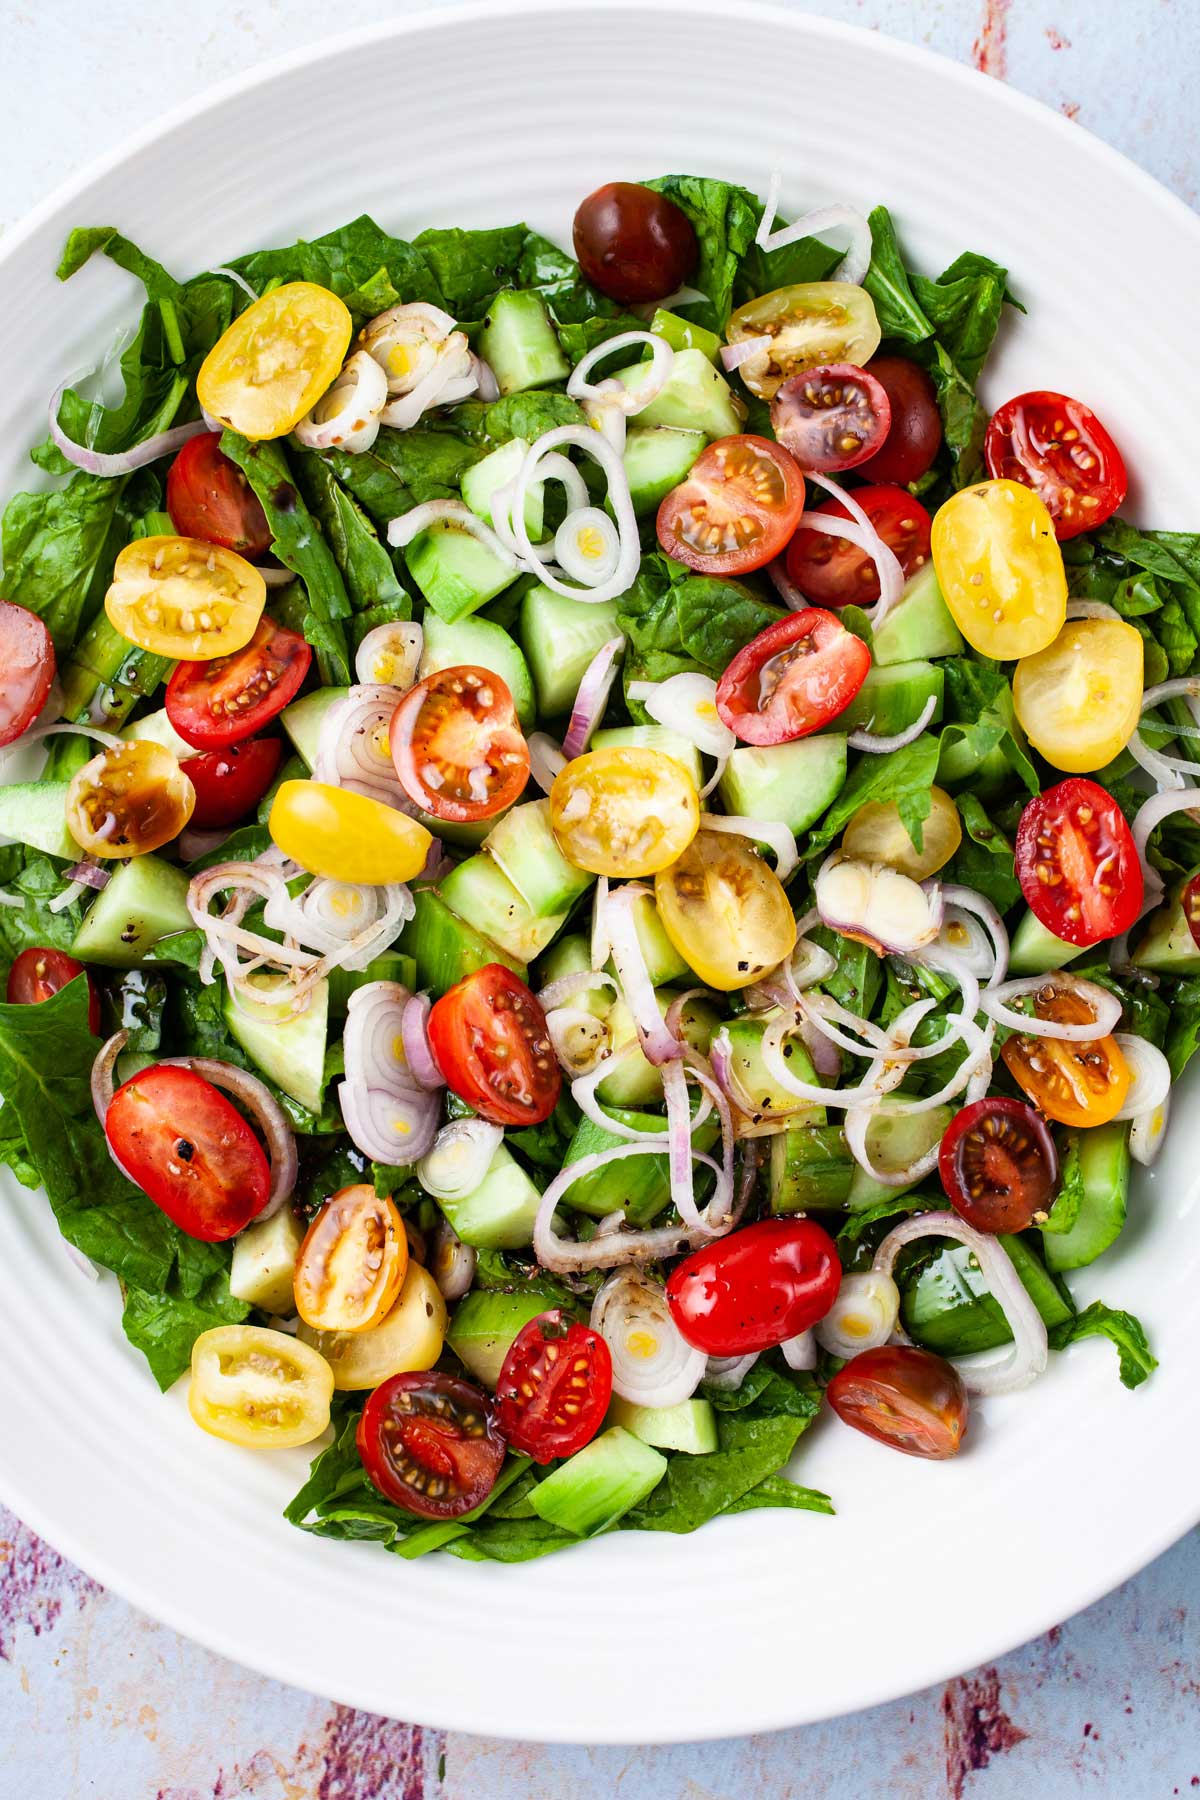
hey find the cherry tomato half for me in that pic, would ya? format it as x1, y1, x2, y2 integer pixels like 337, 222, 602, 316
826, 1345, 968, 1460
357, 1370, 506, 1519
665, 1216, 842, 1357
105, 1063, 270, 1241
715, 607, 871, 745
1015, 778, 1142, 947
785, 484, 932, 608
653, 828, 797, 990
189, 1324, 333, 1448
66, 739, 195, 857
572, 182, 698, 306
389, 665, 529, 824
931, 479, 1066, 659
293, 1185, 408, 1334
1000, 984, 1131, 1128
939, 1097, 1059, 1234
550, 745, 699, 877
166, 432, 272, 557
853, 356, 942, 487
428, 963, 561, 1128
105, 536, 267, 661
984, 390, 1128, 540
166, 614, 312, 750
182, 738, 283, 828
6, 948, 100, 1033
1183, 872, 1200, 951
495, 1309, 613, 1464
725, 282, 881, 401
769, 364, 891, 473
657, 436, 805, 577
197, 282, 353, 441
0, 599, 55, 746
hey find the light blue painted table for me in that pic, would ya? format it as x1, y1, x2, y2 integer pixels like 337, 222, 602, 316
2, 2, 1198, 1791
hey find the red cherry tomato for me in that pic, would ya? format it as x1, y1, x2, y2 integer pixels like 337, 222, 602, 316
1015, 777, 1142, 947
785, 484, 932, 607
572, 182, 698, 306
104, 1063, 269, 1241
826, 1345, 968, 1460
665, 1216, 841, 1357
495, 1310, 613, 1465
715, 606, 871, 745
427, 963, 561, 1128
657, 436, 806, 577
939, 1097, 1059, 1234
853, 356, 943, 486
181, 737, 283, 829
357, 1371, 506, 1519
769, 364, 891, 473
1183, 873, 1200, 951
165, 614, 312, 750
984, 390, 1127, 540
0, 599, 56, 747
6, 948, 100, 1033
390, 665, 529, 824
166, 431, 272, 557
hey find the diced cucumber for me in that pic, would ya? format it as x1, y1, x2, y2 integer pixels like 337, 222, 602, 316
564, 1105, 719, 1224
326, 951, 416, 1017
0, 782, 82, 861
447, 1287, 561, 1388
613, 347, 740, 438
72, 854, 192, 967
1131, 882, 1200, 974
1043, 1123, 1130, 1272
229, 1208, 306, 1314
839, 660, 944, 737
406, 521, 518, 624
722, 1012, 817, 1119
461, 437, 543, 538
538, 933, 610, 1020
400, 887, 526, 995
598, 993, 720, 1106
485, 799, 595, 918
719, 737, 847, 837
224, 972, 330, 1115
416, 809, 498, 851
649, 309, 723, 363
607, 1395, 718, 1454
281, 686, 349, 770
1009, 908, 1088, 976
902, 1234, 1073, 1355
440, 853, 569, 962
592, 723, 703, 792
845, 1095, 955, 1210
435, 1144, 542, 1249
520, 585, 620, 717
122, 708, 196, 761
871, 563, 964, 666
528, 1427, 666, 1535
420, 611, 535, 729
769, 1121, 853, 1212
477, 290, 569, 395
59, 613, 172, 729
621, 426, 705, 517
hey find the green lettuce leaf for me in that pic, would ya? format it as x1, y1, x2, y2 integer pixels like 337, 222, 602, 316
617, 553, 780, 692
1049, 1302, 1157, 1390
805, 731, 941, 858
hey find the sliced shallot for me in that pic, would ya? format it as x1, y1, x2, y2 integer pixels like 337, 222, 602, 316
590, 1267, 706, 1408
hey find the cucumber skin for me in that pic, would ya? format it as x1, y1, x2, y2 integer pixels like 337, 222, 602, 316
528, 1427, 667, 1535
400, 887, 526, 996
902, 1235, 1073, 1355
1043, 1123, 1130, 1272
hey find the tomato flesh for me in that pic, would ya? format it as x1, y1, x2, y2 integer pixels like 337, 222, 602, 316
105, 1063, 270, 1241
715, 606, 871, 745
573, 182, 697, 305
853, 356, 942, 486
1015, 777, 1142, 946
390, 665, 529, 823
826, 1345, 968, 1460
358, 1371, 506, 1519
665, 1217, 841, 1356
495, 1310, 612, 1464
6, 948, 100, 1033
657, 435, 805, 577
939, 1097, 1058, 1233
1183, 873, 1200, 951
984, 390, 1127, 540
181, 737, 283, 828
427, 963, 561, 1127
1000, 985, 1131, 1128
769, 364, 890, 473
166, 614, 312, 750
0, 599, 55, 747
785, 484, 931, 607
166, 432, 272, 557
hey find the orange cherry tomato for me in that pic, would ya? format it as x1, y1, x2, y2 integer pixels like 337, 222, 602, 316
390, 665, 530, 823
1000, 983, 1131, 1127
293, 1185, 408, 1333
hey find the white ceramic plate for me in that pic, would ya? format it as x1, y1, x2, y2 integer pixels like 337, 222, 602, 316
1, 0, 1199, 1745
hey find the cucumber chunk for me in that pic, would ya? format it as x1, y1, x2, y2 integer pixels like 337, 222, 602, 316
122, 708, 196, 761
528, 1426, 666, 1535
1009, 908, 1088, 976
327, 951, 416, 1017
839, 660, 944, 737
598, 993, 719, 1106
478, 290, 569, 395
903, 1234, 1073, 1354
420, 611, 535, 728
434, 1144, 542, 1249
0, 781, 82, 861
224, 972, 330, 1116
520, 585, 620, 717
1131, 882, 1200, 975
406, 521, 518, 623
718, 737, 847, 837
613, 348, 740, 438
564, 1104, 719, 1224
281, 686, 350, 770
440, 854, 569, 962
400, 888, 526, 995
229, 1208, 306, 1314
538, 933, 610, 1018
607, 1395, 718, 1454
460, 437, 544, 538
447, 1287, 559, 1387
846, 1095, 955, 1210
603, 887, 690, 986
649, 309, 723, 363
621, 426, 705, 516
871, 563, 964, 666
591, 723, 703, 792
722, 1013, 817, 1119
486, 799, 595, 918
1043, 1123, 1130, 1271
72, 855, 192, 968
769, 1121, 852, 1212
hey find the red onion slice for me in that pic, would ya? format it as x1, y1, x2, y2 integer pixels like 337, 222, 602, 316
293, 350, 388, 453
430, 1220, 477, 1301
355, 622, 423, 690
704, 1352, 759, 1391
1133, 785, 1200, 909
506, 425, 640, 608
529, 731, 566, 795
848, 694, 937, 754
813, 1272, 899, 1358
340, 980, 439, 1165
532, 1134, 745, 1274
400, 992, 444, 1090
815, 855, 943, 954
720, 338, 763, 373
804, 471, 905, 627
1130, 1090, 1170, 1166
937, 883, 1010, 988
562, 636, 624, 760
417, 1118, 504, 1199
765, 556, 810, 612
981, 973, 1122, 1040
536, 968, 615, 1012
387, 497, 516, 564
567, 331, 675, 416
591, 1267, 706, 1407
159, 1054, 298, 1220
48, 384, 209, 478
758, 1015, 902, 1110
90, 1029, 130, 1127
844, 1104, 942, 1190
780, 1328, 819, 1371
605, 882, 683, 1066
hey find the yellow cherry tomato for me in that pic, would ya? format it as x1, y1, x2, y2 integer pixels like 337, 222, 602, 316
188, 1324, 333, 1448
197, 282, 353, 440
725, 282, 882, 400
931, 479, 1066, 658
105, 535, 266, 659
66, 739, 195, 856
550, 747, 699, 877
653, 829, 797, 990
297, 1261, 447, 1390
1012, 618, 1143, 773
842, 785, 962, 881
269, 779, 432, 883
294, 1185, 408, 1334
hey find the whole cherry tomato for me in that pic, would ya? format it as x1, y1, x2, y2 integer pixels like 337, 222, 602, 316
853, 356, 942, 486
665, 1217, 841, 1356
573, 182, 698, 306
182, 738, 283, 828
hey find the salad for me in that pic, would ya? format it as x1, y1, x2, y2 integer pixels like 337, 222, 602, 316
0, 170, 1185, 1565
